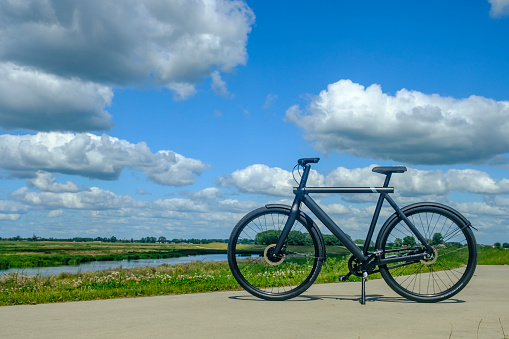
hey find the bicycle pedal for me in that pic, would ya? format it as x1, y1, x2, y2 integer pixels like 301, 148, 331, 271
339, 273, 352, 282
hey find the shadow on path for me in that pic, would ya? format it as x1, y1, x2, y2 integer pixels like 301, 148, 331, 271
229, 293, 465, 304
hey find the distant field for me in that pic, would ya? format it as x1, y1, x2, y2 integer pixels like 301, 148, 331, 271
0, 241, 227, 269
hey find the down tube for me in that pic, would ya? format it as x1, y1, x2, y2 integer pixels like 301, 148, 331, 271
302, 195, 367, 261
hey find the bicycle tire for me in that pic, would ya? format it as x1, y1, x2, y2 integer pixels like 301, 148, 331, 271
376, 204, 477, 302
227, 206, 324, 301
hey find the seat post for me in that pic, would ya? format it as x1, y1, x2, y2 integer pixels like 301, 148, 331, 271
383, 173, 392, 187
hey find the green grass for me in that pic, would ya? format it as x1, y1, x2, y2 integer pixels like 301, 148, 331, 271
0, 261, 238, 306
477, 246, 509, 265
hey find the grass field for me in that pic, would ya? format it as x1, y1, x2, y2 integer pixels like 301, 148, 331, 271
0, 241, 227, 270
0, 242, 507, 306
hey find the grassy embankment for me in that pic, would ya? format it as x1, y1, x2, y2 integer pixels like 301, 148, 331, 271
0, 242, 506, 306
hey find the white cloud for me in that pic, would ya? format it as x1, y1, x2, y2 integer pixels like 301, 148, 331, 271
5, 185, 263, 238
263, 94, 278, 109
48, 209, 63, 218
11, 186, 140, 211
0, 132, 209, 186
181, 187, 223, 200
216, 164, 324, 196
0, 214, 21, 221
286, 79, 509, 165
28, 171, 80, 193
216, 162, 509, 242
0, 199, 28, 221
4, 171, 509, 242
0, 0, 254, 86
488, 0, 509, 17
211, 70, 231, 98
0, 199, 26, 211
444, 169, 509, 194
0, 63, 114, 132
165, 82, 198, 101
0, 0, 255, 130
136, 189, 151, 196
219, 163, 509, 197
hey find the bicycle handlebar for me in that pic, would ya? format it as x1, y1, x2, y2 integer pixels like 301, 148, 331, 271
298, 158, 320, 166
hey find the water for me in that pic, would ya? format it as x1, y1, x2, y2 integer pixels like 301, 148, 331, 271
0, 254, 230, 277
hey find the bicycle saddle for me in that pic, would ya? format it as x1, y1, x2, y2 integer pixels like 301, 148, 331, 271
372, 166, 407, 175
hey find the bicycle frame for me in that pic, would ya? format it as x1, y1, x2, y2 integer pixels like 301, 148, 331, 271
228, 158, 477, 305
273, 163, 433, 267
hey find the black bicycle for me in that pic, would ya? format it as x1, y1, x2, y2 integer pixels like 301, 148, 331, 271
227, 158, 477, 304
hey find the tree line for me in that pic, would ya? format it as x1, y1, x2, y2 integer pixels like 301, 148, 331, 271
2, 234, 508, 248
0, 235, 228, 244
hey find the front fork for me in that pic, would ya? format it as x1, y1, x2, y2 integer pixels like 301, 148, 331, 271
273, 194, 302, 258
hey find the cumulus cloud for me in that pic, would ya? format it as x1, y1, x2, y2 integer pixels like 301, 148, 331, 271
0, 0, 254, 86
216, 164, 324, 196
0, 0, 254, 131
215, 162, 509, 240
0, 199, 28, 221
5, 185, 265, 238
28, 171, 80, 193
0, 132, 209, 186
219, 163, 509, 197
488, 0, 509, 17
165, 82, 198, 101
181, 187, 223, 200
286, 79, 509, 165
0, 63, 114, 132
11, 186, 140, 211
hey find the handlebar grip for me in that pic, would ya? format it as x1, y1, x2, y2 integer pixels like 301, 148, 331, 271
298, 158, 320, 166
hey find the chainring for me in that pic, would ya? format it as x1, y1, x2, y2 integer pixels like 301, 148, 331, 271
347, 255, 364, 277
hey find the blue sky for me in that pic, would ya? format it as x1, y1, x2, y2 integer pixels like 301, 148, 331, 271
0, 0, 508, 244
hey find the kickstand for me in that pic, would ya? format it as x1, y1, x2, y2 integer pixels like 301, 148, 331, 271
360, 271, 368, 305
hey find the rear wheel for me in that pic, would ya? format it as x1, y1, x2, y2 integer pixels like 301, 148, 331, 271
227, 206, 324, 301
376, 205, 477, 302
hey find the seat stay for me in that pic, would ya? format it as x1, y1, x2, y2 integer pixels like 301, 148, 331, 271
384, 194, 432, 251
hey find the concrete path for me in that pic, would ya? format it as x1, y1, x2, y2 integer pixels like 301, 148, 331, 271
0, 265, 507, 338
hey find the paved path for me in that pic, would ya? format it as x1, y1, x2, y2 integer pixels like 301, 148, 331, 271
0, 265, 508, 338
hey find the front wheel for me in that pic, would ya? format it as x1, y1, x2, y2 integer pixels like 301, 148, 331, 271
227, 206, 324, 301
376, 205, 477, 302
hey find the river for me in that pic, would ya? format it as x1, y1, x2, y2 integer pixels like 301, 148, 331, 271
0, 253, 231, 277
